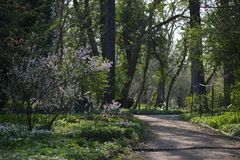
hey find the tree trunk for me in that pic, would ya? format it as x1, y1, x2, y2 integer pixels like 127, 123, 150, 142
120, 15, 147, 106
84, 0, 99, 56
26, 100, 33, 131
154, 44, 166, 109
133, 51, 150, 109
121, 46, 141, 106
103, 0, 115, 104
166, 38, 187, 110
189, 0, 206, 96
120, 1, 183, 107
189, 0, 208, 112
223, 65, 232, 107
100, 0, 107, 56
220, 0, 233, 107
155, 77, 165, 108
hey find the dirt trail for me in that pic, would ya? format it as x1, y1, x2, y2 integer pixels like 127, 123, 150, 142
135, 115, 240, 160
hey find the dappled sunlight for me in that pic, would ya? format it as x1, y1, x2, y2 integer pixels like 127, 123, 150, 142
136, 115, 240, 159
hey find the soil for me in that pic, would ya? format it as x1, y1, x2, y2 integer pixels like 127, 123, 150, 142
134, 115, 240, 160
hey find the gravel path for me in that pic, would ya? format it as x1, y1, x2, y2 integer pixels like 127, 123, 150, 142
134, 115, 240, 160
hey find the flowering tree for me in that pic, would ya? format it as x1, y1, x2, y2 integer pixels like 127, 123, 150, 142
6, 48, 112, 130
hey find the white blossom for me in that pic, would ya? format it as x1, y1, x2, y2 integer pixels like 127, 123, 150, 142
103, 100, 121, 112
6, 48, 110, 117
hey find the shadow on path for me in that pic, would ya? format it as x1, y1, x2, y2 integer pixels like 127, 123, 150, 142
135, 115, 240, 160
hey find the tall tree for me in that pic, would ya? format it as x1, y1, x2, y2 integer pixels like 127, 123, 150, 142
221, 0, 232, 107
219, 0, 240, 107
118, 0, 186, 106
189, 0, 206, 96
205, 0, 240, 107
103, 0, 116, 103
118, 0, 147, 106
166, 37, 188, 110
99, 0, 107, 56
0, 0, 54, 112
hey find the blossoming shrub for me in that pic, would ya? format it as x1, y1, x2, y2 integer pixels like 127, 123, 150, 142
6, 48, 111, 130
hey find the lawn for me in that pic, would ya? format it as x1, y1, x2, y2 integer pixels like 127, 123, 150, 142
0, 114, 146, 160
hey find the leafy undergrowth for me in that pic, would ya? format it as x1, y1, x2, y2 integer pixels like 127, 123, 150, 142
181, 112, 240, 137
0, 114, 146, 160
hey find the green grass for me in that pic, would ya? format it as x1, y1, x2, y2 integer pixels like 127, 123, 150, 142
181, 112, 240, 137
0, 114, 146, 160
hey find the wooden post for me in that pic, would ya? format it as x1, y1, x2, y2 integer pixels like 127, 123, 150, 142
211, 85, 214, 116
191, 93, 194, 113
199, 94, 202, 117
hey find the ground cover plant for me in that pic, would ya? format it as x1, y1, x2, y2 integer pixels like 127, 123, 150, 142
0, 114, 145, 160
181, 112, 240, 137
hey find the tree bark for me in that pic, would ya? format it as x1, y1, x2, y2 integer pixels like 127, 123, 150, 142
121, 44, 142, 106
189, 0, 206, 96
103, 0, 115, 103
27, 100, 33, 131
223, 63, 233, 107
133, 50, 150, 109
219, 0, 233, 107
100, 0, 107, 56
155, 77, 165, 108
154, 44, 166, 108
189, 0, 209, 112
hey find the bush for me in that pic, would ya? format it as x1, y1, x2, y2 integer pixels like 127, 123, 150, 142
5, 49, 111, 131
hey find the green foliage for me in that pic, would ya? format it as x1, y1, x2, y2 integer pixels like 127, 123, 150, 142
81, 67, 109, 104
115, 53, 129, 98
231, 82, 240, 111
0, 114, 146, 160
180, 113, 199, 121
222, 123, 240, 137
117, 0, 146, 34
184, 96, 193, 110
181, 112, 240, 137
184, 95, 201, 112
186, 26, 202, 53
